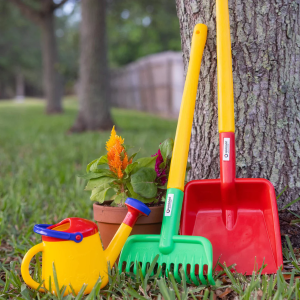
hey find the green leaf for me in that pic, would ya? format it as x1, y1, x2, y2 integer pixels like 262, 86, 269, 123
90, 187, 111, 202
114, 192, 127, 205
88, 155, 108, 172
131, 167, 157, 198
85, 177, 115, 191
186, 161, 191, 172
132, 156, 157, 174
126, 182, 157, 203
90, 169, 114, 176
86, 158, 98, 173
105, 188, 116, 201
157, 183, 167, 189
78, 172, 107, 180
125, 162, 138, 175
129, 150, 140, 161
159, 138, 174, 162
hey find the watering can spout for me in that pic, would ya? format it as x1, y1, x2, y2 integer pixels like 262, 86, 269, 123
104, 198, 151, 267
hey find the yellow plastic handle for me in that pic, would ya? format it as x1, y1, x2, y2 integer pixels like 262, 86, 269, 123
216, 0, 235, 133
105, 223, 132, 267
167, 24, 207, 191
21, 243, 44, 292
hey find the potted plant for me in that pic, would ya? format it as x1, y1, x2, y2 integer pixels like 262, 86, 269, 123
80, 126, 174, 248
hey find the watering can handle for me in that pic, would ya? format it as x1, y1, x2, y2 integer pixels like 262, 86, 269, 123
34, 224, 83, 243
21, 243, 45, 292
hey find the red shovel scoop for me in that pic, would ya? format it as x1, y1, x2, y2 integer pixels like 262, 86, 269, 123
180, 0, 283, 274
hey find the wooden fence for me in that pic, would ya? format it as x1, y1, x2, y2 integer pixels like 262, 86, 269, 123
110, 51, 184, 118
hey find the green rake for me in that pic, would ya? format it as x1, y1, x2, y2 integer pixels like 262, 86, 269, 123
118, 24, 215, 285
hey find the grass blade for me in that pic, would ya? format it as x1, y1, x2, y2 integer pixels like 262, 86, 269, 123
157, 278, 171, 300
125, 287, 148, 300
281, 196, 300, 211
52, 263, 61, 299
168, 272, 181, 300
277, 186, 288, 200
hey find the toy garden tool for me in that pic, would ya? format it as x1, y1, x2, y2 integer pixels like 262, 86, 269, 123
180, 0, 283, 274
118, 24, 214, 286
21, 198, 150, 296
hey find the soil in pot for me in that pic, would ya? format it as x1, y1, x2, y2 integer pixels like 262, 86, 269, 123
93, 202, 164, 249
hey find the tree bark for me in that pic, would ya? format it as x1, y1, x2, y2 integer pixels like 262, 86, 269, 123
70, 0, 113, 132
15, 71, 25, 101
40, 12, 63, 114
176, 0, 300, 209
10, 0, 63, 114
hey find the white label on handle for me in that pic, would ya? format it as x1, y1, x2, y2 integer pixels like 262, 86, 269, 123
165, 194, 174, 216
223, 138, 230, 161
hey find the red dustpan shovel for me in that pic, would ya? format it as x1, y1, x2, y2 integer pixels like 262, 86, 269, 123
180, 0, 283, 274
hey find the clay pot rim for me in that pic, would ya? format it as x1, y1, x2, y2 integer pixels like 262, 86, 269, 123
94, 201, 164, 209
93, 202, 164, 224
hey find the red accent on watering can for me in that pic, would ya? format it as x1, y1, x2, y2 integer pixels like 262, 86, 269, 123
122, 198, 151, 227
42, 218, 98, 242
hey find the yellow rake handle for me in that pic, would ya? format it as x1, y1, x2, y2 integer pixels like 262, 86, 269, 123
167, 24, 207, 191
217, 0, 235, 133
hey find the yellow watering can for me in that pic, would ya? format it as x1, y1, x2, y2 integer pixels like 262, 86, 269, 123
21, 198, 150, 295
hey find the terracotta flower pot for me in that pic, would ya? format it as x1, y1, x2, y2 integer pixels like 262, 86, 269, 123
93, 202, 164, 250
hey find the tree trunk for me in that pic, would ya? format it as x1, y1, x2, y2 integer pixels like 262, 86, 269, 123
15, 71, 25, 102
70, 0, 113, 132
40, 13, 63, 114
176, 0, 300, 209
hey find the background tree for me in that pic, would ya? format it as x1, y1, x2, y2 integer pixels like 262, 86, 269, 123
70, 0, 113, 132
0, 1, 42, 99
10, 0, 68, 113
176, 0, 300, 208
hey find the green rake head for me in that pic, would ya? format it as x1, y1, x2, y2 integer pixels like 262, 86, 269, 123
118, 234, 215, 285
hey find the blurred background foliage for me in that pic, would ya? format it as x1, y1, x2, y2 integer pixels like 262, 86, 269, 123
0, 0, 180, 99
107, 0, 181, 67
0, 1, 42, 97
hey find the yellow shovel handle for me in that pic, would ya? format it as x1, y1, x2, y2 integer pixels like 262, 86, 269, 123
217, 0, 235, 133
167, 24, 207, 191
21, 243, 44, 292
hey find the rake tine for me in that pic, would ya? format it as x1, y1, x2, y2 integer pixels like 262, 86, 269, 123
190, 264, 200, 286
133, 260, 139, 275
174, 263, 181, 283
199, 264, 208, 285
125, 260, 131, 273
183, 263, 191, 284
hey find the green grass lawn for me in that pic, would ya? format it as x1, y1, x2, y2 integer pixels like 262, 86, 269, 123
1, 99, 300, 299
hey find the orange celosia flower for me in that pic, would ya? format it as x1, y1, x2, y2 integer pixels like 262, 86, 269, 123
106, 126, 124, 152
117, 166, 123, 179
122, 154, 133, 171
106, 126, 131, 179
